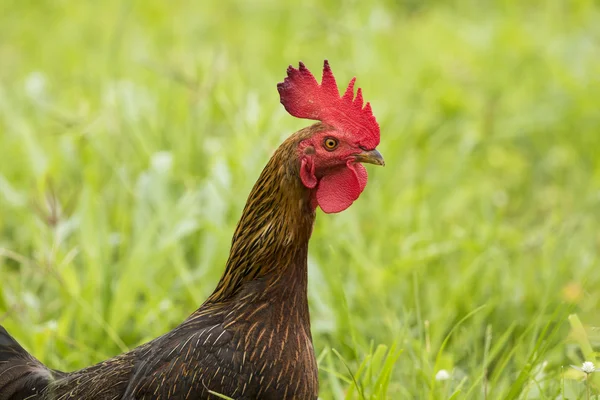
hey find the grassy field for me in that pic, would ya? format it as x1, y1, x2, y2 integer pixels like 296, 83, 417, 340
1, 0, 600, 398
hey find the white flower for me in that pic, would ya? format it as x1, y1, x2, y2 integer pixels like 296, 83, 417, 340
24, 71, 47, 101
572, 361, 597, 374
435, 369, 451, 381
151, 151, 173, 174
582, 361, 596, 374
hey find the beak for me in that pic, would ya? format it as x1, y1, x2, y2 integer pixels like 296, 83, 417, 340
354, 149, 385, 166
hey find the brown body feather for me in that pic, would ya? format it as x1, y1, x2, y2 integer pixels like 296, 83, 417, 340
0, 124, 326, 400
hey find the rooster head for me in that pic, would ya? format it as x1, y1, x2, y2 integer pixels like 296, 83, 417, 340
278, 60, 384, 214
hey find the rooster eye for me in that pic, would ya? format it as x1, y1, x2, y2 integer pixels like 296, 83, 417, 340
323, 137, 338, 151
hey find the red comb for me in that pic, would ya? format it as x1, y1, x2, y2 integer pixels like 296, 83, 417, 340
277, 60, 380, 149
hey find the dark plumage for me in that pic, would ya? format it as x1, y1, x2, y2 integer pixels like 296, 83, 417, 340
0, 61, 383, 399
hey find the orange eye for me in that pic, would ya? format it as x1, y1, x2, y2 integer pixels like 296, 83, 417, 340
323, 137, 338, 151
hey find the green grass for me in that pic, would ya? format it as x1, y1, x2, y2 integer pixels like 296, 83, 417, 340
1, 0, 600, 398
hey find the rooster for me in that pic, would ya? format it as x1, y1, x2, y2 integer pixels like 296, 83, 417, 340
0, 60, 384, 400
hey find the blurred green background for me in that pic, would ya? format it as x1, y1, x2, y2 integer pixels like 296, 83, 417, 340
1, 0, 600, 398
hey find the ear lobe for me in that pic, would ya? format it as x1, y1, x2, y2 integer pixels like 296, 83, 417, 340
300, 157, 317, 188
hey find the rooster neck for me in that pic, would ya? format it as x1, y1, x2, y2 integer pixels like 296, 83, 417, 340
206, 125, 326, 307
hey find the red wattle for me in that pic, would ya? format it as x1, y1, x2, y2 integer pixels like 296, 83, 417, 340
316, 162, 368, 213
